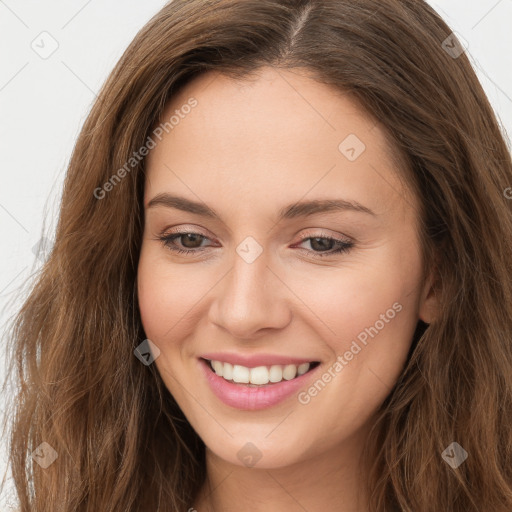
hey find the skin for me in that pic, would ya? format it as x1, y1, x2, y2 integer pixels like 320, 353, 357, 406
137, 66, 438, 512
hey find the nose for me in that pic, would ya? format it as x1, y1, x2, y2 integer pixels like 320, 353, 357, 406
207, 247, 292, 339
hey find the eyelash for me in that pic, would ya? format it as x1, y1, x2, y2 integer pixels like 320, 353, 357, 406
157, 230, 354, 258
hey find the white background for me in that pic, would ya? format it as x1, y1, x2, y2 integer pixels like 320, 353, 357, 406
1, 0, 511, 508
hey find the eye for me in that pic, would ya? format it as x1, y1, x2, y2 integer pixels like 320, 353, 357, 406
158, 231, 213, 255
294, 232, 354, 258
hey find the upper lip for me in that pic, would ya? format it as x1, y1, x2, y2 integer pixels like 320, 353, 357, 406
200, 352, 319, 368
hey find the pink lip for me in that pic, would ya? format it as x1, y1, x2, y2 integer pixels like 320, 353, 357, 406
198, 358, 321, 410
200, 352, 318, 368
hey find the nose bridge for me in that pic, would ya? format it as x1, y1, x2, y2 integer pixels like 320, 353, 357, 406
209, 237, 290, 337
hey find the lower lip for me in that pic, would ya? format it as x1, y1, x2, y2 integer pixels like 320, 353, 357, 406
198, 358, 320, 410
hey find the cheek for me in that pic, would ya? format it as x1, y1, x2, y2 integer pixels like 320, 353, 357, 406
296, 258, 419, 338
295, 246, 423, 378
137, 247, 206, 344
137, 250, 212, 402
289, 265, 421, 439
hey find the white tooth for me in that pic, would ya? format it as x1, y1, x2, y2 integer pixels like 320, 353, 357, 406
212, 360, 223, 376
216, 361, 310, 384
232, 364, 250, 383
249, 366, 270, 385
223, 362, 233, 380
282, 364, 297, 380
297, 363, 310, 376
269, 365, 283, 383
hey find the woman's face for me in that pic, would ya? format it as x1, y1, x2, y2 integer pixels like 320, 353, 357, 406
137, 66, 436, 469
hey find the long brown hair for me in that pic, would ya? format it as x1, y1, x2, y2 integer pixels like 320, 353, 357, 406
2, 0, 512, 510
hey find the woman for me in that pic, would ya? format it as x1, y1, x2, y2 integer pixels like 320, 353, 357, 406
3, 0, 512, 510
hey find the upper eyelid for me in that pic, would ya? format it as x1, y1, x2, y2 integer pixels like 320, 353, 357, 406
157, 215, 357, 242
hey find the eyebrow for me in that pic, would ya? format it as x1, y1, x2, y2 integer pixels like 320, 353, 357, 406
146, 193, 376, 220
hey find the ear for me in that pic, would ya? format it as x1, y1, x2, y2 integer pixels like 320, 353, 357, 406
418, 270, 439, 324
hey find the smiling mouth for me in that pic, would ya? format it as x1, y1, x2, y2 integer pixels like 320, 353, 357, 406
201, 357, 321, 387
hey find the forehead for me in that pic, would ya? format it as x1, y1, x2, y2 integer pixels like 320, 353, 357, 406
144, 67, 416, 221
